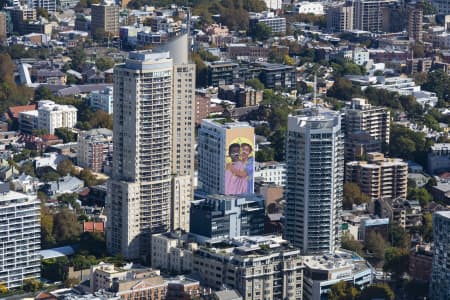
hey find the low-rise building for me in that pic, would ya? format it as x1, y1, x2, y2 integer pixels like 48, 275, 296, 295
249, 11, 286, 34
428, 143, 450, 174
408, 244, 433, 282
190, 194, 265, 241
302, 250, 374, 300
193, 235, 303, 300
294, 2, 324, 15
375, 197, 422, 230
151, 232, 197, 274
90, 87, 114, 114
254, 161, 286, 186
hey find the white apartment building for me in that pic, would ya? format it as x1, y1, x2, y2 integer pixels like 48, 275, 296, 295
151, 232, 197, 274
430, 211, 450, 300
0, 183, 40, 288
197, 118, 255, 195
263, 0, 281, 10
431, 0, 450, 14
171, 175, 191, 232
428, 143, 450, 174
254, 161, 286, 186
28, 0, 56, 12
37, 100, 77, 135
90, 87, 114, 114
303, 250, 374, 300
192, 236, 303, 300
294, 2, 324, 15
284, 108, 344, 255
106, 51, 173, 260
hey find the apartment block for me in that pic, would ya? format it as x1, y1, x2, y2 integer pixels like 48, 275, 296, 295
207, 61, 239, 87
430, 211, 450, 300
151, 232, 197, 274
192, 236, 303, 300
19, 100, 77, 135
343, 98, 390, 145
91, 4, 119, 39
407, 5, 423, 42
190, 194, 265, 241
28, 0, 56, 12
345, 131, 382, 161
375, 197, 422, 230
284, 108, 344, 255
77, 128, 113, 173
249, 11, 286, 34
90, 87, 114, 114
0, 183, 40, 289
197, 119, 255, 195
353, 0, 397, 32
409, 244, 432, 282
258, 62, 296, 89
346, 152, 408, 200
0, 12, 7, 42
171, 175, 191, 232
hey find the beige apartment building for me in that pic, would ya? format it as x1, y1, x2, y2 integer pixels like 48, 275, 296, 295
192, 236, 303, 300
346, 152, 408, 200
91, 4, 119, 39
77, 128, 113, 173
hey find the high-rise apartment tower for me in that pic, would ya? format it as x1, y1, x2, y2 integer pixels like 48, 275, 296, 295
284, 108, 344, 254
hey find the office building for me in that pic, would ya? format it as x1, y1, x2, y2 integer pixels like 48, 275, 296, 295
192, 235, 303, 300
0, 183, 40, 289
303, 250, 373, 300
343, 98, 390, 145
77, 128, 113, 173
346, 152, 408, 200
327, 2, 354, 32
28, 0, 56, 12
91, 4, 119, 39
197, 119, 255, 195
190, 194, 265, 240
430, 211, 450, 300
353, 0, 397, 32
284, 108, 344, 254
0, 12, 7, 42
90, 87, 114, 114
151, 232, 197, 274
106, 51, 173, 260
408, 5, 423, 42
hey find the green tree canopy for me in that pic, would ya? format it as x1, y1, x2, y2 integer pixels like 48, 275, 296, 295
249, 23, 272, 41
245, 78, 265, 90
95, 56, 115, 71
384, 247, 409, 279
53, 208, 82, 244
365, 231, 386, 264
359, 283, 394, 300
328, 281, 359, 300
343, 182, 370, 209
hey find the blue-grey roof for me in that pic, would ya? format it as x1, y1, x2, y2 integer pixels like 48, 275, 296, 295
40, 245, 76, 259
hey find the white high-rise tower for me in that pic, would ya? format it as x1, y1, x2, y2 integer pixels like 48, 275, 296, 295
284, 108, 344, 254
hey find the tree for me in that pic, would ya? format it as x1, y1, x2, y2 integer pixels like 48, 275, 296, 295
192, 53, 207, 87
53, 209, 82, 244
22, 278, 42, 292
57, 159, 76, 176
41, 206, 55, 248
79, 168, 99, 186
79, 232, 107, 257
256, 147, 275, 162
341, 232, 364, 256
384, 247, 409, 279
408, 187, 432, 207
245, 78, 265, 90
69, 47, 86, 72
359, 283, 394, 300
327, 77, 355, 101
244, 0, 267, 12
365, 231, 386, 264
95, 56, 115, 71
249, 23, 272, 41
36, 7, 49, 18
0, 283, 7, 294
42, 256, 69, 281
58, 193, 80, 210
389, 224, 410, 249
55, 127, 77, 143
420, 212, 433, 242
419, 0, 436, 14
19, 161, 35, 177
40, 170, 60, 183
329, 281, 359, 300
88, 110, 113, 129
343, 182, 370, 209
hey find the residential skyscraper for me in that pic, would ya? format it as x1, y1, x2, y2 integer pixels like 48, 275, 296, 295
284, 108, 344, 254
353, 0, 397, 32
28, 0, 56, 12
197, 119, 255, 195
407, 5, 423, 42
327, 2, 354, 32
430, 211, 450, 300
158, 34, 195, 232
106, 51, 173, 260
0, 183, 40, 288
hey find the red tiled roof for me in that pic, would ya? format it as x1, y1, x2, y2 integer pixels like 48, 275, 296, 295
8, 104, 37, 119
83, 221, 105, 233
42, 134, 60, 141
35, 292, 58, 300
